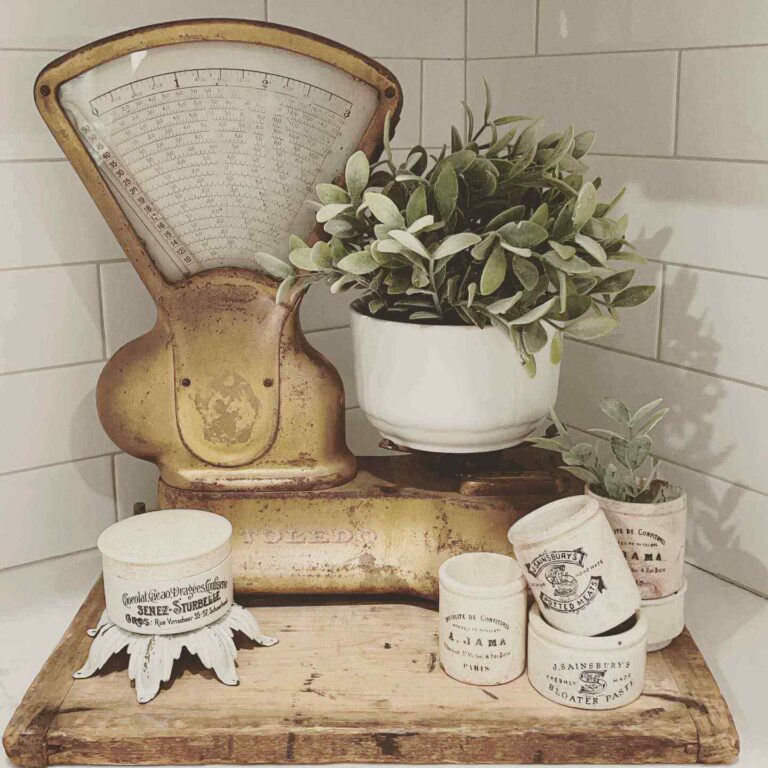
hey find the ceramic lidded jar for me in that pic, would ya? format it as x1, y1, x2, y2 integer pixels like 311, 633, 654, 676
438, 552, 527, 685
98, 509, 234, 635
586, 486, 687, 599
508, 495, 640, 636
527, 604, 647, 710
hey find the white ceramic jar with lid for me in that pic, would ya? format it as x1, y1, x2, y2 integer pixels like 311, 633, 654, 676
508, 495, 640, 636
98, 508, 234, 635
438, 552, 527, 685
641, 579, 687, 651
527, 604, 647, 710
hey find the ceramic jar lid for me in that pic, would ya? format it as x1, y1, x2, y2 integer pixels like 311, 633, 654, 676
98, 508, 232, 580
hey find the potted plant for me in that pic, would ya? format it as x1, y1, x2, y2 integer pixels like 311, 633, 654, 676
267, 86, 654, 453
530, 398, 686, 601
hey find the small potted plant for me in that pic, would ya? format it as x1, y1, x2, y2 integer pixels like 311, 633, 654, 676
530, 398, 686, 601
270, 86, 654, 453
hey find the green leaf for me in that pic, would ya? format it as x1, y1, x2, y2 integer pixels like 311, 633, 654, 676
513, 255, 539, 290
345, 151, 370, 202
483, 77, 492, 125
593, 269, 635, 294
522, 321, 548, 354
572, 130, 595, 159
603, 463, 624, 499
636, 408, 669, 436
317, 203, 352, 223
407, 214, 435, 234
540, 250, 592, 274
562, 465, 600, 486
288, 247, 316, 271
612, 285, 655, 307
316, 183, 350, 205
498, 220, 549, 248
486, 292, 522, 314
389, 229, 430, 259
368, 298, 385, 314
530, 203, 549, 227
434, 163, 459, 222
573, 181, 598, 230
480, 245, 507, 295
409, 311, 441, 320
364, 192, 404, 228
289, 234, 308, 251
252, 251, 294, 280
550, 329, 563, 365
484, 205, 525, 232
405, 185, 427, 226
445, 149, 477, 174
549, 240, 576, 260
564, 315, 618, 339
336, 250, 378, 275
574, 233, 607, 264
509, 296, 558, 326
432, 232, 481, 260
311, 241, 333, 269
471, 233, 497, 261
598, 397, 631, 425
276, 275, 296, 306
630, 399, 663, 428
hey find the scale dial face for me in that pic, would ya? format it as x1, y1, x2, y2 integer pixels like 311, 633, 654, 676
57, 40, 380, 281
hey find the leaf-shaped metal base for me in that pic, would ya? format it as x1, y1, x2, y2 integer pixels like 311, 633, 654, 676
74, 604, 277, 703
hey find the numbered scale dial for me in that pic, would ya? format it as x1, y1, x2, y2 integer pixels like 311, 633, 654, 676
60, 42, 378, 281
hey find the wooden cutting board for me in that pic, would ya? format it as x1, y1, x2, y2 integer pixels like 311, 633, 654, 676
3, 580, 738, 766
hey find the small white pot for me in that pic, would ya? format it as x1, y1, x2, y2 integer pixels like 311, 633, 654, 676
438, 552, 527, 686
527, 604, 647, 710
508, 495, 640, 636
587, 486, 687, 599
641, 579, 687, 652
350, 306, 561, 453
98, 509, 234, 635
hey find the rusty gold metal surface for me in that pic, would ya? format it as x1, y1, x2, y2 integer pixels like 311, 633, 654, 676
34, 20, 401, 492
158, 448, 582, 598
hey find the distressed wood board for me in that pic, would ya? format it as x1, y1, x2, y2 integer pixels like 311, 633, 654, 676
3, 580, 739, 766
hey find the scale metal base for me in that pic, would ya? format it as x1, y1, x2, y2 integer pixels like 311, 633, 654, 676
158, 445, 581, 599
3, 581, 739, 766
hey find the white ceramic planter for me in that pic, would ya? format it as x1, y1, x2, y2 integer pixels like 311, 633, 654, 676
98, 509, 234, 635
641, 579, 687, 652
350, 306, 561, 453
527, 604, 647, 710
438, 552, 527, 685
586, 486, 687, 599
508, 495, 640, 636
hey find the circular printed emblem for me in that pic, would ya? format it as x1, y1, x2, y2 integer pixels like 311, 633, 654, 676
525, 547, 606, 613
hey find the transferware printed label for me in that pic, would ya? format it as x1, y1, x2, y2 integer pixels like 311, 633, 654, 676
525, 547, 606, 615
104, 557, 233, 635
542, 658, 640, 708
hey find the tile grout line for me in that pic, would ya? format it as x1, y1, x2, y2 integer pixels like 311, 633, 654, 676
0, 357, 106, 378
655, 262, 666, 359
0, 545, 100, 575
572, 338, 768, 393
0, 452, 122, 479
591, 150, 768, 166
641, 258, 768, 284
563, 420, 768, 500
672, 50, 683, 154
465, 40, 768, 59
534, 0, 541, 55
95, 263, 108, 359
686, 561, 768, 600
0, 259, 125, 273
419, 60, 424, 145
263, 0, 269, 22
110, 454, 119, 522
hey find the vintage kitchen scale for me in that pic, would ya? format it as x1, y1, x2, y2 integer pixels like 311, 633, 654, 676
3, 19, 738, 767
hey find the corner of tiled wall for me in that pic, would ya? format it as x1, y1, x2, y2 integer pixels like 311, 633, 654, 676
1, 0, 765, 596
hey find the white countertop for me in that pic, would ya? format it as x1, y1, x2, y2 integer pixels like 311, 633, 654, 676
1, 552, 765, 767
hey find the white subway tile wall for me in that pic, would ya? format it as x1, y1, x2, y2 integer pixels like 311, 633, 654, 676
0, 2, 765, 595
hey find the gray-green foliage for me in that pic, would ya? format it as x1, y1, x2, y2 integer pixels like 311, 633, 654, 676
531, 398, 681, 503
274, 84, 654, 377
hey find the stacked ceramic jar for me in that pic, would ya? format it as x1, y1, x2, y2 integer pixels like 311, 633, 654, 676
586, 488, 688, 652
438, 495, 648, 711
